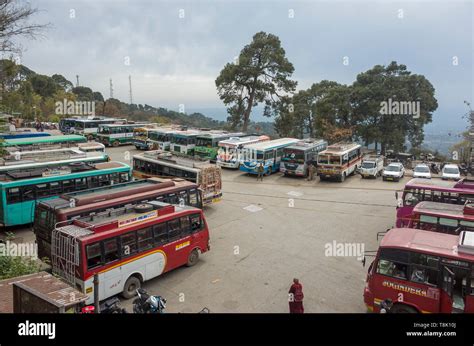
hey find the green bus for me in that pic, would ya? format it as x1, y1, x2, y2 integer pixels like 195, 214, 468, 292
96, 123, 151, 147
194, 132, 245, 161
1, 135, 87, 151
0, 160, 131, 227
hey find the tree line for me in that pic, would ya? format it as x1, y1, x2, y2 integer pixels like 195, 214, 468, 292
216, 32, 438, 153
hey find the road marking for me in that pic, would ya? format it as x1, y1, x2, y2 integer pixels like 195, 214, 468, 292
287, 191, 303, 197
243, 204, 263, 213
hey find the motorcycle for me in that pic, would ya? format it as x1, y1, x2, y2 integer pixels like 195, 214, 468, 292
80, 296, 127, 314
132, 288, 166, 314
379, 299, 393, 313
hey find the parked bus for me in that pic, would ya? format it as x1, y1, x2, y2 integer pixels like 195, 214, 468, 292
216, 135, 270, 169
194, 132, 245, 161
133, 150, 222, 205
51, 201, 210, 304
71, 117, 126, 140
59, 117, 83, 133
0, 161, 131, 227
239, 138, 299, 175
147, 128, 179, 151
169, 130, 201, 155
34, 178, 202, 259
76, 141, 106, 153
280, 139, 328, 177
96, 123, 151, 147
0, 135, 87, 151
0, 132, 51, 139
1, 148, 108, 167
317, 142, 362, 182
405, 201, 474, 235
363, 227, 474, 313
395, 178, 474, 228
132, 126, 153, 150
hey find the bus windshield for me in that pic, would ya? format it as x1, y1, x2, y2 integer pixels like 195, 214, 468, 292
196, 138, 212, 147
282, 149, 305, 163
319, 155, 341, 165
361, 162, 375, 169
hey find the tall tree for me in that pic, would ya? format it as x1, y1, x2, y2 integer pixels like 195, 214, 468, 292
216, 32, 297, 132
0, 0, 49, 53
352, 62, 437, 153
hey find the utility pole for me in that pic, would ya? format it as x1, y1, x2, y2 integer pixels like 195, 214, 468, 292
76, 75, 79, 87
129, 75, 133, 105
109, 79, 114, 99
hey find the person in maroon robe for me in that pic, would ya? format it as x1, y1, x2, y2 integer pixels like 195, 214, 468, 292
288, 278, 304, 313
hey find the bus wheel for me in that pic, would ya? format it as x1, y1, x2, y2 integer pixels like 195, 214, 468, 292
113, 140, 119, 147
122, 276, 141, 299
186, 249, 200, 267
340, 173, 346, 182
266, 167, 272, 176
390, 304, 417, 313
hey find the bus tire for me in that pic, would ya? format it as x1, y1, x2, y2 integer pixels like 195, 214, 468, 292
122, 276, 141, 299
112, 140, 119, 147
340, 173, 346, 182
266, 167, 272, 176
390, 304, 418, 313
186, 249, 200, 267
134, 203, 154, 213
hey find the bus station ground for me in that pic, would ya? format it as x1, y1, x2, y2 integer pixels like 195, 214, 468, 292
10, 145, 412, 313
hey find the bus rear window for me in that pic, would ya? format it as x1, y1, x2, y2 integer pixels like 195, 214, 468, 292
86, 243, 102, 269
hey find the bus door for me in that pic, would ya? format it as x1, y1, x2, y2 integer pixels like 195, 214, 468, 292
441, 266, 455, 312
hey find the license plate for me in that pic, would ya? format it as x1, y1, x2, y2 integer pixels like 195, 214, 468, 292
363, 174, 369, 177
212, 198, 221, 203
386, 177, 393, 180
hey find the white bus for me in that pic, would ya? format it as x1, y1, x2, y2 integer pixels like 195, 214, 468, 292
216, 135, 270, 169
317, 142, 362, 182
239, 138, 300, 175
169, 130, 201, 155
146, 127, 182, 151
133, 150, 222, 205
72, 117, 126, 140
280, 139, 328, 177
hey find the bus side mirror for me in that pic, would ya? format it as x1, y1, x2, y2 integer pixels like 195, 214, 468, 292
362, 256, 366, 267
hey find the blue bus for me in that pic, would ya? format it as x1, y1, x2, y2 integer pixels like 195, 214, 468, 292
0, 132, 51, 139
239, 138, 300, 175
0, 160, 131, 227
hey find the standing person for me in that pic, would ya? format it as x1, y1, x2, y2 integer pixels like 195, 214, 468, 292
257, 162, 264, 181
288, 278, 304, 313
307, 162, 316, 181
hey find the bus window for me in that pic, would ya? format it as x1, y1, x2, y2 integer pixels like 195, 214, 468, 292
120, 232, 137, 257
420, 215, 438, 225
7, 187, 21, 203
460, 220, 474, 229
137, 228, 153, 251
403, 191, 418, 206
410, 266, 438, 286
36, 208, 48, 227
180, 216, 191, 236
376, 259, 408, 280
86, 243, 102, 269
439, 218, 458, 228
22, 186, 35, 201
256, 152, 264, 160
50, 182, 61, 195
190, 214, 202, 233
36, 184, 49, 198
167, 218, 181, 241
104, 238, 119, 263
189, 189, 198, 207
153, 223, 168, 245
62, 179, 74, 193
330, 156, 341, 165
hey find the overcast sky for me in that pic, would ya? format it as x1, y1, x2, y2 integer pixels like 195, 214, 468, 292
13, 0, 474, 132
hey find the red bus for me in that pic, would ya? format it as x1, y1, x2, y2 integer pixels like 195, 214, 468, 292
406, 201, 474, 235
51, 201, 210, 304
396, 178, 474, 227
34, 178, 202, 259
364, 228, 474, 313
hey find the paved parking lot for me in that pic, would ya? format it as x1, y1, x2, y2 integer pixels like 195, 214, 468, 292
6, 145, 415, 313
107, 146, 405, 312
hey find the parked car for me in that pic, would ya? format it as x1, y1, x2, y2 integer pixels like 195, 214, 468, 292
442, 164, 461, 181
382, 162, 405, 182
413, 163, 431, 179
359, 155, 384, 179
